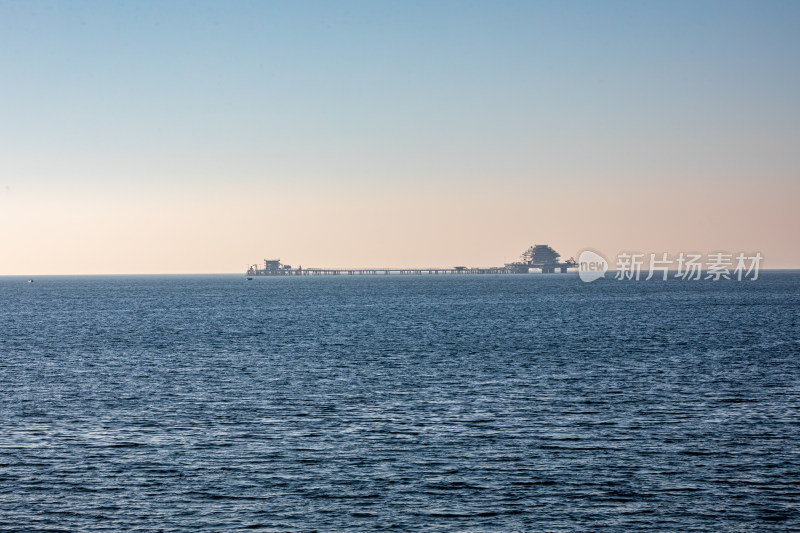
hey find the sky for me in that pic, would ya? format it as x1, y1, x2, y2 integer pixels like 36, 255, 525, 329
1, 0, 798, 274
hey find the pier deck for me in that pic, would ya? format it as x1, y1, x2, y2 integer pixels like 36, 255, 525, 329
248, 266, 515, 276
246, 246, 577, 277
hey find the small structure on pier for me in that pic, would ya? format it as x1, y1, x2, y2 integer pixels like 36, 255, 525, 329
247, 259, 300, 276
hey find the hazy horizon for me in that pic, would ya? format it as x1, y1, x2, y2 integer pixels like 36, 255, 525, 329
2, 1, 798, 275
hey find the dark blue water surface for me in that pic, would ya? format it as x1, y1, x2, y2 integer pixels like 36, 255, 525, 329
1, 273, 799, 531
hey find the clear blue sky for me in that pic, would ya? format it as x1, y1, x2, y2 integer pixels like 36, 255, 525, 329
1, 1, 798, 273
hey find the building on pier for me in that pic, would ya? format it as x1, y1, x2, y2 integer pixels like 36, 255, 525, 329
506, 244, 577, 274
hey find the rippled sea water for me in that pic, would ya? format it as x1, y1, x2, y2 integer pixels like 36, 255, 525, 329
1, 273, 799, 531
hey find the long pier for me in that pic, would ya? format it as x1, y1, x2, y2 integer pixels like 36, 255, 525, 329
247, 245, 578, 277
248, 266, 514, 276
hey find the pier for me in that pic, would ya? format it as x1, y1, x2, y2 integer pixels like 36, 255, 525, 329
246, 245, 577, 277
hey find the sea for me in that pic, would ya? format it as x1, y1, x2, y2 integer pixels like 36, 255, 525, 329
1, 273, 798, 532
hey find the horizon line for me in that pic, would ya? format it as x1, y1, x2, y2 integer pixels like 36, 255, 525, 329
3, 268, 800, 277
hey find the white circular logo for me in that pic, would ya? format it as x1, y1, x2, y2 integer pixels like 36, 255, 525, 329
578, 250, 608, 282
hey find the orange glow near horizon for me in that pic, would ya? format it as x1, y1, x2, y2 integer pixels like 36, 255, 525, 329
1, 176, 797, 275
